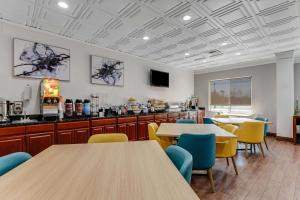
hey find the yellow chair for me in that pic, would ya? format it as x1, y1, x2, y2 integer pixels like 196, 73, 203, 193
148, 123, 172, 149
236, 122, 265, 158
216, 124, 239, 175
88, 133, 128, 143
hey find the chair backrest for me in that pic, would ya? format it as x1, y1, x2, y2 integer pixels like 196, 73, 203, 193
255, 117, 269, 137
236, 122, 264, 143
223, 124, 239, 135
203, 118, 214, 124
176, 119, 196, 124
178, 134, 216, 170
148, 123, 160, 141
0, 152, 32, 176
165, 145, 193, 184
88, 133, 128, 143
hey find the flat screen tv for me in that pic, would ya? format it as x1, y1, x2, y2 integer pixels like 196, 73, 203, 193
150, 69, 169, 87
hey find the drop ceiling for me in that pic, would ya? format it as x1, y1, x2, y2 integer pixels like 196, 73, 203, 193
1, 0, 300, 72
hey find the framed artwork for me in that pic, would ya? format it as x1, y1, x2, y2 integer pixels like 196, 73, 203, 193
91, 55, 124, 86
13, 38, 70, 81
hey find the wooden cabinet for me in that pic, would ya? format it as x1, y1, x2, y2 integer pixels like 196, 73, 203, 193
167, 113, 179, 123
57, 130, 73, 144
197, 110, 205, 124
137, 115, 154, 140
179, 112, 189, 119
26, 124, 54, 156
56, 121, 89, 144
189, 111, 198, 122
117, 117, 137, 141
0, 109, 206, 155
0, 126, 26, 156
74, 128, 89, 144
0, 135, 25, 156
91, 118, 117, 135
154, 114, 168, 126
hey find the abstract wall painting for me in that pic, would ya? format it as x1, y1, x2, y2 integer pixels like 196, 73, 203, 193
13, 38, 70, 81
91, 55, 124, 86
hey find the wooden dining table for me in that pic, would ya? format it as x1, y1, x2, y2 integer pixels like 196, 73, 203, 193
156, 123, 236, 138
211, 117, 272, 125
0, 141, 200, 200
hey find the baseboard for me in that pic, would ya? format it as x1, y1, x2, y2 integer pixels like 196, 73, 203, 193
268, 132, 276, 137
267, 132, 293, 142
276, 136, 293, 142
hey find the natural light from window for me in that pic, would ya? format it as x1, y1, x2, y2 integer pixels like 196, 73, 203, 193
209, 77, 252, 114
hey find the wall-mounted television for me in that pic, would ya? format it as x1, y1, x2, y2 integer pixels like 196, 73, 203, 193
150, 69, 169, 87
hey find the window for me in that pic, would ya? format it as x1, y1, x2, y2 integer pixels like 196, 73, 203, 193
209, 77, 252, 113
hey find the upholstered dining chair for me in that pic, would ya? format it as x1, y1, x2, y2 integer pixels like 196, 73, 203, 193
176, 119, 197, 124
255, 117, 269, 150
88, 133, 128, 143
165, 145, 193, 184
0, 152, 32, 176
177, 133, 216, 192
236, 122, 265, 158
216, 124, 239, 175
203, 118, 215, 124
148, 123, 172, 149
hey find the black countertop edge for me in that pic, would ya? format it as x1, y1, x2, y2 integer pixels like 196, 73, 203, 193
0, 108, 205, 127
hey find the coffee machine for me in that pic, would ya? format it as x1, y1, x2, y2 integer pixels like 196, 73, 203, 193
40, 79, 60, 118
0, 99, 8, 122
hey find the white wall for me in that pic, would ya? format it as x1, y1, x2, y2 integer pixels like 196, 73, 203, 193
275, 51, 294, 138
294, 63, 300, 101
0, 22, 194, 114
194, 63, 277, 133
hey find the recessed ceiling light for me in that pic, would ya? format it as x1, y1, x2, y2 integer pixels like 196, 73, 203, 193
183, 15, 192, 21
235, 52, 241, 55
221, 42, 228, 46
203, 60, 207, 63
57, 1, 69, 9
143, 36, 150, 40
185, 52, 190, 56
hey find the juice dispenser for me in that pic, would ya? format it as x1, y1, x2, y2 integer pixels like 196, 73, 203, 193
40, 79, 60, 118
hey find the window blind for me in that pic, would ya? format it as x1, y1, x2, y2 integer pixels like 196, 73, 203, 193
209, 77, 251, 109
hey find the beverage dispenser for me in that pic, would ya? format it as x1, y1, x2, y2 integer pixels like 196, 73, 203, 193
40, 79, 60, 118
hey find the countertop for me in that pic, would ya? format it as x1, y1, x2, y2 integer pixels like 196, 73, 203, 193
0, 108, 205, 127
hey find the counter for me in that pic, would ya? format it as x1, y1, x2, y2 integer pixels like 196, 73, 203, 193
0, 109, 205, 156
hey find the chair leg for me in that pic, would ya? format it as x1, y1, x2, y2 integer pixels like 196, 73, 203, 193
253, 144, 256, 154
259, 143, 265, 158
264, 137, 269, 151
245, 144, 248, 159
231, 157, 238, 175
207, 168, 215, 193
226, 157, 229, 166
250, 144, 253, 154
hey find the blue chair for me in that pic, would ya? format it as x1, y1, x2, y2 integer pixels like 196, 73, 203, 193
203, 118, 215, 124
255, 117, 269, 150
176, 119, 196, 124
165, 145, 193, 184
0, 152, 32, 176
178, 133, 216, 192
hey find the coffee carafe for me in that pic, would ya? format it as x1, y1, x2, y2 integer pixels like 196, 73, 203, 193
0, 99, 8, 122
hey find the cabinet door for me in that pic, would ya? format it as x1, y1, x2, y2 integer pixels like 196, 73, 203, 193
137, 122, 147, 140
91, 127, 104, 135
0, 136, 25, 156
74, 128, 89, 144
127, 123, 137, 141
104, 125, 117, 133
57, 130, 73, 144
189, 112, 198, 122
197, 111, 205, 124
26, 132, 54, 156
117, 124, 127, 134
